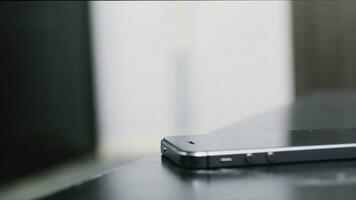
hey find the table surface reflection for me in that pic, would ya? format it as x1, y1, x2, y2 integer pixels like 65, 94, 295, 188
42, 92, 356, 200
42, 155, 356, 200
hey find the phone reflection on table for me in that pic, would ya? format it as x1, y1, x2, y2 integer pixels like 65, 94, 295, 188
161, 156, 356, 199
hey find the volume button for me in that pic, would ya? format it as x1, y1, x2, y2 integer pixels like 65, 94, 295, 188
245, 153, 254, 164
267, 152, 276, 162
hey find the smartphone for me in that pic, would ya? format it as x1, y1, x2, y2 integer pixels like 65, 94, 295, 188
161, 127, 356, 168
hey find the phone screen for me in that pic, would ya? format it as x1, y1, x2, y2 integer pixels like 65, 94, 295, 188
169, 127, 356, 151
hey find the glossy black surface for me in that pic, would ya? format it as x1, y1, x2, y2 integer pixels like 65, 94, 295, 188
164, 127, 356, 152
42, 92, 356, 200
161, 92, 356, 169
42, 155, 356, 200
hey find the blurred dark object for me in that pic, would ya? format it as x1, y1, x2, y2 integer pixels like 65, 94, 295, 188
0, 2, 96, 183
293, 1, 356, 96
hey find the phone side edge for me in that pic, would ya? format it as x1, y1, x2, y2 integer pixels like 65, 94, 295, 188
207, 144, 356, 168
161, 138, 208, 169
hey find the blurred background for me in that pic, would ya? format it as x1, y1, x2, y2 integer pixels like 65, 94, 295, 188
92, 1, 293, 158
1, 1, 356, 200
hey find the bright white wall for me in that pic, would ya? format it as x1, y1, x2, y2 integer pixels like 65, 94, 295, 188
90, 2, 294, 156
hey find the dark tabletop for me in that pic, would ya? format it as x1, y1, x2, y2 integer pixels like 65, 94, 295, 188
42, 92, 356, 200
